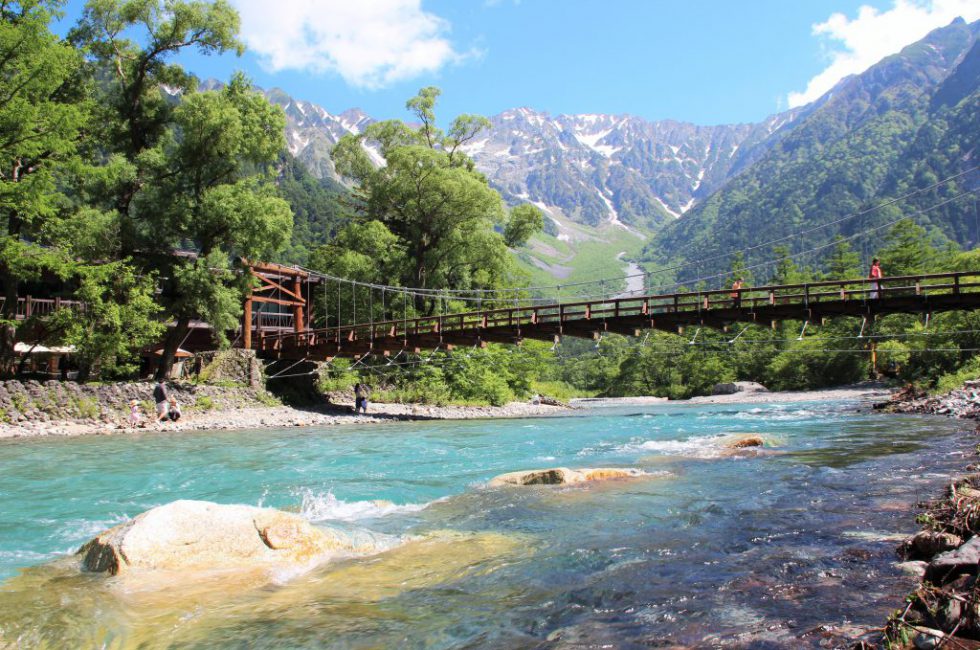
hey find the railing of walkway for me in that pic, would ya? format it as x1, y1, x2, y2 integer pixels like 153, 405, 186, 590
258, 271, 980, 354
0, 296, 86, 319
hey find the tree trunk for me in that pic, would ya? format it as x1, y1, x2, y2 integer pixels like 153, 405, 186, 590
0, 260, 19, 378
155, 316, 191, 380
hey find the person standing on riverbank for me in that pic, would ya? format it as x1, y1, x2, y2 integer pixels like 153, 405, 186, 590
354, 383, 370, 415
153, 380, 169, 422
869, 258, 883, 299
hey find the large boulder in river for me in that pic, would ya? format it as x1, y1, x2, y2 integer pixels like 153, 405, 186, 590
78, 500, 380, 575
488, 467, 646, 487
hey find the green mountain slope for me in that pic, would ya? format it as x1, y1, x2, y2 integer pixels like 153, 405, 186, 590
641, 18, 980, 284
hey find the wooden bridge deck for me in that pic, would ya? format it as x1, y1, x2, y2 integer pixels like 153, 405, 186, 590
255, 271, 980, 361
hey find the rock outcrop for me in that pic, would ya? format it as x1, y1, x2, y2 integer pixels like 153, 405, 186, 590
711, 381, 768, 396
488, 467, 647, 487
78, 500, 383, 575
876, 380, 980, 419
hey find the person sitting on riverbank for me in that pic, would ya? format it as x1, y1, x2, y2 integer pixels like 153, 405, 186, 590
153, 380, 169, 422
354, 383, 370, 415
167, 397, 182, 422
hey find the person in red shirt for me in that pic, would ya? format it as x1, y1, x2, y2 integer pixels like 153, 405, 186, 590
869, 258, 883, 299
731, 277, 744, 308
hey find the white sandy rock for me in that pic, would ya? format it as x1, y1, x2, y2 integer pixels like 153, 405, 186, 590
488, 467, 647, 487
78, 500, 378, 575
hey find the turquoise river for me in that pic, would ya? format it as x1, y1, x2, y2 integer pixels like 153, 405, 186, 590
0, 400, 974, 648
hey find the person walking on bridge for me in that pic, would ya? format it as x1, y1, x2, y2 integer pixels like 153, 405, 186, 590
731, 277, 745, 309
869, 258, 883, 299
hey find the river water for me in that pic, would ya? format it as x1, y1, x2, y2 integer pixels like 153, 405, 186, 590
0, 401, 974, 648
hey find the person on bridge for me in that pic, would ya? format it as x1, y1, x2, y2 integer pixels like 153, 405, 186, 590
731, 277, 745, 308
869, 258, 883, 299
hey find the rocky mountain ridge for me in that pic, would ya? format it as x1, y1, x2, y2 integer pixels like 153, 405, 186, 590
258, 87, 813, 234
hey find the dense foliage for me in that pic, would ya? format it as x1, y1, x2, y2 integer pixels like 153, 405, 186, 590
0, 0, 292, 378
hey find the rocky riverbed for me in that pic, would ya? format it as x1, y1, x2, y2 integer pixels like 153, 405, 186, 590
876, 380, 980, 419
856, 380, 980, 649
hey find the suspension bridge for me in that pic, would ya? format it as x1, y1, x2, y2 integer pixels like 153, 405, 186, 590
240, 169, 980, 364
247, 269, 980, 363
3, 167, 977, 375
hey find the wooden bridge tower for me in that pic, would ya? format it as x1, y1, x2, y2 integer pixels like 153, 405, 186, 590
242, 262, 311, 350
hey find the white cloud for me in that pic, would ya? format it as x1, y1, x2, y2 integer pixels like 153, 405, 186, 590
231, 0, 464, 89
788, 0, 980, 108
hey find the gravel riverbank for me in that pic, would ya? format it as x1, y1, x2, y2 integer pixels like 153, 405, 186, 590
0, 399, 569, 439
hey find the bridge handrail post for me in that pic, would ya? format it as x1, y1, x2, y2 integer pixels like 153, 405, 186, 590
954, 274, 961, 295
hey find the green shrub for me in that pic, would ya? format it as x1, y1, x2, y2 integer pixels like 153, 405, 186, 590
256, 391, 281, 407
530, 380, 594, 401
195, 396, 215, 411
76, 397, 100, 420
935, 356, 980, 395
0, 408, 8, 423
10, 393, 30, 414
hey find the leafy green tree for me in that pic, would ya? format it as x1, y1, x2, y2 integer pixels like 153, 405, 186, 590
133, 75, 292, 376
330, 87, 542, 313
504, 204, 544, 248
70, 0, 244, 245
876, 218, 949, 276
0, 0, 89, 372
61, 261, 164, 379
823, 236, 862, 279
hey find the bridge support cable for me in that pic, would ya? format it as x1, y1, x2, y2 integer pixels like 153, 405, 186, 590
728, 325, 749, 344
796, 321, 808, 341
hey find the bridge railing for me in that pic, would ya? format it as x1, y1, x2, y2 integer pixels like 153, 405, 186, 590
0, 296, 86, 320
256, 270, 980, 354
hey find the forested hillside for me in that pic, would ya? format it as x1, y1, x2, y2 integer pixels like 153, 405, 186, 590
641, 18, 980, 285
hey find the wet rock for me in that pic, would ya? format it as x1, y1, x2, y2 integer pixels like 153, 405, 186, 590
723, 434, 766, 449
78, 500, 379, 575
487, 467, 647, 487
913, 627, 945, 649
925, 536, 980, 585
895, 560, 929, 577
900, 531, 964, 560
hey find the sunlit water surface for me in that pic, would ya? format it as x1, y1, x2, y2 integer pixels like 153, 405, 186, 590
0, 400, 974, 648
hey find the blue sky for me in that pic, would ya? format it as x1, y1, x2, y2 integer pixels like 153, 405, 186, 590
55, 0, 980, 126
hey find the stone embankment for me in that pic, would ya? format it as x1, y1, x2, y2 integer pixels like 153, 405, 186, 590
0, 379, 276, 428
